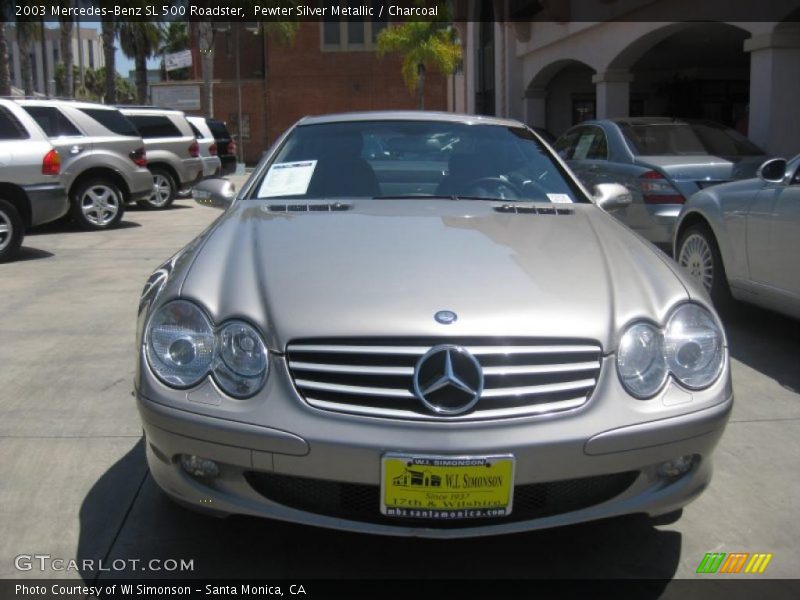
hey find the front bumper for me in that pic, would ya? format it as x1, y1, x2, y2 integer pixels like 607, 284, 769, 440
136, 353, 733, 538
24, 183, 70, 227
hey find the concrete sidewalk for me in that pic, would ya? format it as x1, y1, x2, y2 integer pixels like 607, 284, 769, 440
0, 180, 797, 581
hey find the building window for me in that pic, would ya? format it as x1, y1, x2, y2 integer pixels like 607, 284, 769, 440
321, 1, 386, 51
87, 40, 94, 69
571, 98, 596, 125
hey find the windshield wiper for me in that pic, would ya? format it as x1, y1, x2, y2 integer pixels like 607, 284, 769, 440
372, 194, 510, 202
372, 194, 458, 200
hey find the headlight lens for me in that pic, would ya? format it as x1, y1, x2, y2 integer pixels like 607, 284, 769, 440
212, 320, 269, 398
617, 322, 668, 398
664, 304, 724, 389
146, 300, 215, 387
617, 304, 725, 398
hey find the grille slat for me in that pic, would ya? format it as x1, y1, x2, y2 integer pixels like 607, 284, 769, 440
287, 338, 602, 420
245, 470, 639, 528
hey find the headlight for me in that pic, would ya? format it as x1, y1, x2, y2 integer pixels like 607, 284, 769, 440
617, 322, 668, 398
664, 304, 724, 389
146, 300, 215, 387
212, 320, 269, 398
617, 303, 725, 398
145, 301, 269, 398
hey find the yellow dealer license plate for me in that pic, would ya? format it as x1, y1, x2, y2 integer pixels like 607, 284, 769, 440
380, 454, 515, 520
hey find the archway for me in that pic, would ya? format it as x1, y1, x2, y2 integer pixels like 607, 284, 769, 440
608, 22, 751, 128
525, 60, 596, 136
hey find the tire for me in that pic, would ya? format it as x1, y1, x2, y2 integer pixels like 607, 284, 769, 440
0, 198, 24, 263
138, 168, 176, 210
677, 224, 734, 310
70, 178, 125, 230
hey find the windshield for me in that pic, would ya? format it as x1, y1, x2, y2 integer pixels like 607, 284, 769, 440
619, 121, 764, 157
251, 120, 588, 203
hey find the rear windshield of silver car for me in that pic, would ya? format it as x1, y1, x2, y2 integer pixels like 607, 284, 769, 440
251, 120, 588, 203
619, 121, 764, 156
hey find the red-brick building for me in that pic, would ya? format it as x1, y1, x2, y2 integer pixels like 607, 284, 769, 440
184, 22, 448, 164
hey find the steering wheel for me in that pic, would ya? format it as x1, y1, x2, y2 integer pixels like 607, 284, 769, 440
462, 177, 522, 200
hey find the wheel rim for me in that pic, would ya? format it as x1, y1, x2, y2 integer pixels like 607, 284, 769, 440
149, 174, 172, 207
80, 184, 121, 226
0, 211, 12, 252
679, 233, 714, 293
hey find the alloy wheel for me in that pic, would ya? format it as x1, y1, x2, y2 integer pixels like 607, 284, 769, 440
0, 210, 12, 252
149, 174, 173, 207
679, 233, 714, 293
80, 184, 121, 227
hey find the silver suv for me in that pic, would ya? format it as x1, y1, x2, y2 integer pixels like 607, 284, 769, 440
0, 99, 69, 262
15, 99, 153, 230
119, 107, 203, 209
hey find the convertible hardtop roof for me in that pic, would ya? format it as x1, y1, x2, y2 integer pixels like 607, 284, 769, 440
298, 111, 525, 128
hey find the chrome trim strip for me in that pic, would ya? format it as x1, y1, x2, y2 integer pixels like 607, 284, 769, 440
481, 379, 596, 398
305, 396, 587, 420
289, 344, 601, 355
289, 361, 415, 376
482, 361, 600, 375
294, 379, 415, 398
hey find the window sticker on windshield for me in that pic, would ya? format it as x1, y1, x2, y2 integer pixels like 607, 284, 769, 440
547, 193, 573, 204
258, 160, 317, 197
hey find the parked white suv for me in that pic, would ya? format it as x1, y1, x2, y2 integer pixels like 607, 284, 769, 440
0, 99, 69, 262
16, 99, 153, 230
186, 116, 222, 179
119, 107, 203, 209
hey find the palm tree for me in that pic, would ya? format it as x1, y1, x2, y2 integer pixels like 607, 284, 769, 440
58, 11, 74, 98
0, 23, 10, 96
119, 22, 163, 104
16, 20, 39, 96
100, 17, 117, 103
376, 6, 462, 110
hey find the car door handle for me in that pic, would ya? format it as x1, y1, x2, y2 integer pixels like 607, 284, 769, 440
69, 145, 84, 155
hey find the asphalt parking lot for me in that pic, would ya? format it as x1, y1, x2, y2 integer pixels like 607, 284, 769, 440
1, 175, 798, 584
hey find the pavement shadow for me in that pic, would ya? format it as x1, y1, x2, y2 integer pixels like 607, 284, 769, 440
27, 219, 142, 235
9, 247, 54, 262
77, 440, 680, 588
723, 303, 800, 393
126, 203, 192, 212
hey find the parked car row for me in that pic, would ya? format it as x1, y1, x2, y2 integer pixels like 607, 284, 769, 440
0, 97, 237, 263
553, 117, 798, 319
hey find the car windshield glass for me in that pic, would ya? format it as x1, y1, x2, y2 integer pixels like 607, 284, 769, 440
250, 120, 587, 202
620, 122, 764, 156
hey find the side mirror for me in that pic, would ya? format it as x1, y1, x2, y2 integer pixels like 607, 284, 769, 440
757, 158, 787, 183
192, 178, 235, 209
593, 183, 633, 210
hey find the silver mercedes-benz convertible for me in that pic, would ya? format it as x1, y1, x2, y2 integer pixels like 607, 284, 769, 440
135, 112, 732, 538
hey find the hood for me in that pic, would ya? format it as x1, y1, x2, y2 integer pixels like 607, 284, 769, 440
179, 200, 690, 352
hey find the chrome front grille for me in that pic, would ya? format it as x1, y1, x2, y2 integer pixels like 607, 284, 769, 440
286, 338, 603, 420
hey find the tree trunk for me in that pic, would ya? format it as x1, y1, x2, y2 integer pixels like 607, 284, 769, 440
416, 62, 426, 110
0, 24, 10, 96
101, 18, 116, 104
59, 17, 74, 98
40, 20, 49, 96
135, 52, 147, 104
197, 22, 214, 117
18, 22, 34, 96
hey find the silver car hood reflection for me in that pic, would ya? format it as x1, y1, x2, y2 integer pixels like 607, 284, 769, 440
179, 200, 690, 351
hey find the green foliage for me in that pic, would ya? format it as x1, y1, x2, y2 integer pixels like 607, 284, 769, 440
376, 4, 462, 99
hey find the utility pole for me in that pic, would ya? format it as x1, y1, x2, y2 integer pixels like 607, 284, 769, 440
76, 9, 84, 91
235, 22, 243, 168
